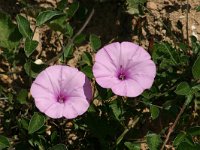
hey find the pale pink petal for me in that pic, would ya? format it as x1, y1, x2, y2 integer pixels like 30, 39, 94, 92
121, 42, 150, 68
31, 71, 55, 96
34, 97, 55, 113
30, 82, 55, 98
127, 60, 156, 78
111, 81, 127, 96
129, 74, 155, 89
61, 70, 91, 97
103, 42, 121, 68
96, 76, 121, 88
69, 78, 92, 101
62, 102, 78, 119
44, 102, 64, 119
63, 97, 89, 118
59, 66, 79, 90
111, 79, 143, 97
68, 79, 92, 101
125, 79, 144, 97
93, 62, 116, 78
93, 58, 121, 88
95, 48, 117, 71
43, 65, 63, 95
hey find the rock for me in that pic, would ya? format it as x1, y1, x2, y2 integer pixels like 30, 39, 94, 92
147, 2, 158, 10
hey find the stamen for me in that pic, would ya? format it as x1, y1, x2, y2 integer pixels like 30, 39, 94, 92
118, 74, 126, 80
57, 95, 65, 103
118, 65, 126, 80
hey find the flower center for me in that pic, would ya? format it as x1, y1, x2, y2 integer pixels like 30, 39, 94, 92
57, 95, 66, 103
118, 65, 127, 80
118, 73, 126, 80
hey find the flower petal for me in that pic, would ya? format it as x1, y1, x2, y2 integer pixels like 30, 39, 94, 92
30, 82, 55, 98
127, 60, 156, 78
44, 102, 64, 119
69, 78, 92, 101
129, 74, 155, 89
31, 71, 55, 96
44, 65, 63, 95
63, 97, 89, 119
95, 47, 117, 71
121, 42, 150, 68
34, 97, 55, 113
111, 79, 143, 97
61, 69, 91, 98
93, 62, 112, 77
103, 42, 121, 68
96, 76, 121, 88
31, 65, 93, 119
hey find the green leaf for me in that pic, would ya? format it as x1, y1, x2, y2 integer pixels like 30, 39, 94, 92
67, 2, 79, 18
0, 135, 10, 149
173, 132, 187, 146
185, 94, 193, 106
89, 34, 101, 51
24, 61, 46, 78
16, 15, 32, 39
28, 112, 45, 134
110, 100, 122, 121
66, 23, 73, 37
57, 0, 68, 10
20, 118, 29, 130
150, 105, 160, 120
175, 82, 190, 95
51, 131, 58, 143
24, 38, 38, 57
64, 44, 73, 58
81, 66, 93, 79
152, 42, 180, 66
146, 133, 162, 150
81, 52, 93, 66
74, 34, 86, 44
0, 11, 21, 49
124, 142, 140, 150
17, 89, 28, 104
192, 54, 200, 79
187, 126, 200, 136
49, 144, 68, 150
192, 84, 200, 90
36, 10, 64, 26
48, 15, 67, 32
177, 142, 200, 150
196, 6, 200, 12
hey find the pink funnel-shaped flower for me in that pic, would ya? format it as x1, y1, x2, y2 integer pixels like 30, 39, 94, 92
30, 65, 92, 119
93, 42, 156, 97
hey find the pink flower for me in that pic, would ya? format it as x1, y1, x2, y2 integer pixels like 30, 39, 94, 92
93, 42, 156, 97
30, 65, 92, 119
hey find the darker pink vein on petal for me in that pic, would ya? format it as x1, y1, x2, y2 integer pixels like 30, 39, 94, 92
33, 82, 55, 95
103, 48, 118, 69
44, 69, 58, 95
124, 45, 140, 69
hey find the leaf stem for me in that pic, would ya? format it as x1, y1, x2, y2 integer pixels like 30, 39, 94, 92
160, 95, 192, 150
46, 8, 95, 65
186, 0, 189, 45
